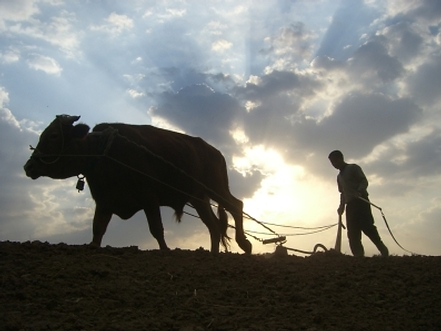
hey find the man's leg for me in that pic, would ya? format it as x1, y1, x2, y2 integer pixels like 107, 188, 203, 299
359, 200, 389, 257
364, 224, 389, 256
346, 201, 364, 257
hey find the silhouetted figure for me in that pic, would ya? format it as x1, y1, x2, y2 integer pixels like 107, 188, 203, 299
328, 150, 389, 257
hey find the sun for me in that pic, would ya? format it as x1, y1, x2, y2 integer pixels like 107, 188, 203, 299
233, 145, 337, 243
233, 145, 307, 227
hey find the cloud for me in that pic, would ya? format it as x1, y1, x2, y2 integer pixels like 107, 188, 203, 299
0, 0, 39, 25
379, 21, 424, 62
310, 92, 422, 157
311, 55, 345, 72
27, 53, 62, 75
212, 39, 233, 52
387, 0, 441, 23
6, 10, 81, 58
262, 22, 316, 63
0, 47, 20, 64
348, 38, 405, 83
238, 70, 303, 100
0, 87, 10, 108
315, 0, 379, 60
401, 128, 441, 177
127, 89, 145, 98
0, 105, 43, 236
230, 70, 322, 154
405, 55, 441, 107
151, 83, 242, 149
90, 12, 134, 36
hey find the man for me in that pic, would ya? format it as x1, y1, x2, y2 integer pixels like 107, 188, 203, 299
328, 150, 389, 257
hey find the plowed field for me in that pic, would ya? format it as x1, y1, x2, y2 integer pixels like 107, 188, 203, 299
1, 241, 440, 331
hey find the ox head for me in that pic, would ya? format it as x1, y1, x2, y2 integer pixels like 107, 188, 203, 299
24, 115, 90, 180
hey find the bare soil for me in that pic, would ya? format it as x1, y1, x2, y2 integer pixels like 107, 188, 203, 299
1, 241, 440, 331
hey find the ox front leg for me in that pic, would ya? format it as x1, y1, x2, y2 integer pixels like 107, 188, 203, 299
90, 205, 112, 247
144, 205, 169, 251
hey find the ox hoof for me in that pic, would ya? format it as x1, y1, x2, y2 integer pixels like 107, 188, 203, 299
239, 239, 252, 255
88, 242, 101, 249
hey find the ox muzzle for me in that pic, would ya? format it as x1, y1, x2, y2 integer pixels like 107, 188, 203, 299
24, 150, 50, 179
24, 157, 40, 180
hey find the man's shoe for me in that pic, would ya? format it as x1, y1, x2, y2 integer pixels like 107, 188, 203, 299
379, 244, 389, 257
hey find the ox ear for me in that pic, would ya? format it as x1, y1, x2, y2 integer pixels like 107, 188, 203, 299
72, 123, 90, 139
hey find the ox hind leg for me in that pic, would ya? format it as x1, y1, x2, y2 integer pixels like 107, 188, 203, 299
219, 196, 252, 254
144, 204, 169, 251
209, 180, 252, 254
192, 196, 221, 254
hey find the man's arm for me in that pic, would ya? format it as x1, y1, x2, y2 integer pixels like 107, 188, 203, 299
355, 165, 369, 196
337, 178, 345, 215
338, 193, 345, 215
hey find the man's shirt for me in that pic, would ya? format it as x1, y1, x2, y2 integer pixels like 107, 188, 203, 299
337, 163, 369, 203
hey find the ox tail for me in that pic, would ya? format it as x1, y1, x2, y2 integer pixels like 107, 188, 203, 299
217, 205, 231, 250
174, 207, 184, 223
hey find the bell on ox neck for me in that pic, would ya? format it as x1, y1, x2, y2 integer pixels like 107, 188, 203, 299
76, 175, 85, 192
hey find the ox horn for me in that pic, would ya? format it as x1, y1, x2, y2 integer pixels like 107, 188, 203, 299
56, 115, 81, 125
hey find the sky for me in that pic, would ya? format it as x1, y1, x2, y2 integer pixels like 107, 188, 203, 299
1, 0, 440, 257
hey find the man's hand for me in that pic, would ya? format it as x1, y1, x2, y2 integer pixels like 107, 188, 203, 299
337, 204, 345, 215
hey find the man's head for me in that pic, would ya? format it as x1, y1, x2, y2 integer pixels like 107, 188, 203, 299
328, 150, 346, 170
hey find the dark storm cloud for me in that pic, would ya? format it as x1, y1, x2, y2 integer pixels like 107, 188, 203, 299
353, 128, 441, 195
229, 169, 264, 201
310, 93, 422, 157
150, 84, 242, 149
232, 70, 322, 151
404, 0, 441, 22
405, 55, 441, 107
381, 21, 424, 62
313, 36, 406, 85
348, 38, 405, 83
236, 70, 319, 101
402, 128, 441, 177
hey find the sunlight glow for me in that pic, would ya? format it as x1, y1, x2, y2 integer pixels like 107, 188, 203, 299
230, 127, 249, 145
233, 145, 335, 241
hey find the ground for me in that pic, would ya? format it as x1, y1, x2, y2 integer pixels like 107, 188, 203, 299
1, 241, 440, 331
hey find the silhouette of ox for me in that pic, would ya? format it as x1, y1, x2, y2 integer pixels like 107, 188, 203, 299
24, 115, 252, 254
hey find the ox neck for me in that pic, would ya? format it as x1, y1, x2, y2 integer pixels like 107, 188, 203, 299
80, 127, 118, 176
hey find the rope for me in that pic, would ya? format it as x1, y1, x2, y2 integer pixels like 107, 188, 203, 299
246, 223, 337, 237
242, 211, 279, 237
250, 220, 339, 231
358, 197, 422, 256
